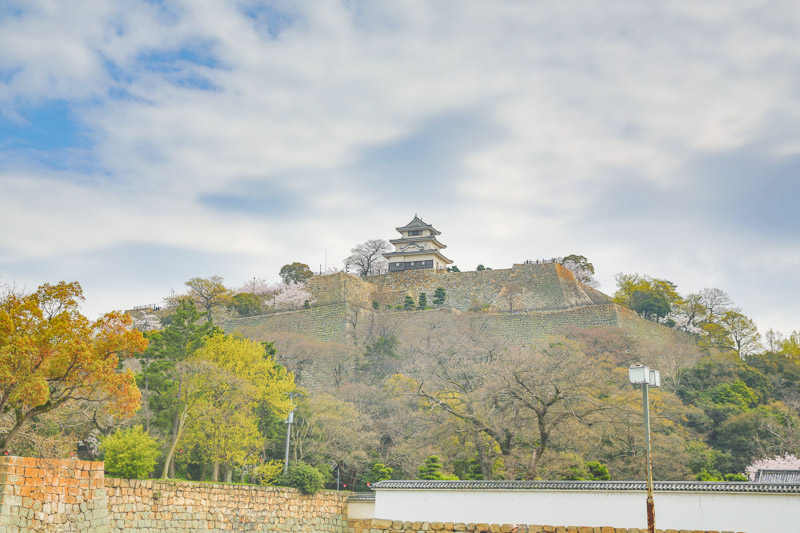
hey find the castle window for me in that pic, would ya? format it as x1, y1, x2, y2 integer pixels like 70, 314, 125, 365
409, 230, 422, 236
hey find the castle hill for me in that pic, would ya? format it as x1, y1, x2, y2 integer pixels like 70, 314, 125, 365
1, 4, 799, 532
2, 214, 798, 532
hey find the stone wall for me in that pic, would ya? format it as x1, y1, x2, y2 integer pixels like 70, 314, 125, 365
348, 519, 739, 533
353, 304, 692, 347
366, 263, 609, 313
219, 266, 689, 348
105, 477, 349, 532
222, 302, 349, 343
0, 455, 110, 532
0, 456, 350, 533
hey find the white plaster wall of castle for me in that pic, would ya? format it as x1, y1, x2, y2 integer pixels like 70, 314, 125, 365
373, 488, 799, 533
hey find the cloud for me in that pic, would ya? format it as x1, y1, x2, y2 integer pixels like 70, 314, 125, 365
0, 1, 798, 333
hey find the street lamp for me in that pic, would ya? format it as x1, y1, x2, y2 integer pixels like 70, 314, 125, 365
283, 392, 305, 475
628, 363, 661, 533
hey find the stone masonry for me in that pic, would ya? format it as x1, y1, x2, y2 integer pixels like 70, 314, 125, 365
105, 477, 349, 532
0, 455, 110, 533
220, 265, 692, 347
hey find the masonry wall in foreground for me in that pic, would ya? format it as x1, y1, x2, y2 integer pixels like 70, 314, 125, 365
0, 456, 110, 532
0, 456, 349, 533
105, 477, 348, 532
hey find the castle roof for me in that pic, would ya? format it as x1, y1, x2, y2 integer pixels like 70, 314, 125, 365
383, 248, 452, 263
396, 215, 441, 235
389, 235, 447, 249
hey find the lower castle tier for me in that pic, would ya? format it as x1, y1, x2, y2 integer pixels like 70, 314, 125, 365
220, 262, 692, 347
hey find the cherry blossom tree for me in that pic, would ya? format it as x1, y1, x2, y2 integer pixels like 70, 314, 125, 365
272, 282, 313, 310
745, 453, 800, 480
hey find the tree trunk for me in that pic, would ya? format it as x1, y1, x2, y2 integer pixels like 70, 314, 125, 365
162, 410, 188, 479
212, 462, 220, 482
225, 465, 233, 483
201, 462, 208, 482
0, 414, 30, 455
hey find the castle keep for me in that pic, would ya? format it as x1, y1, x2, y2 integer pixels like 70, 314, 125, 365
383, 216, 453, 272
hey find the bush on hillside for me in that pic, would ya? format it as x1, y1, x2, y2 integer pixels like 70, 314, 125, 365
100, 425, 161, 479
276, 462, 327, 494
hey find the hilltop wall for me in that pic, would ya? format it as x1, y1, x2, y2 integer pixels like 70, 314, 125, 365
353, 304, 690, 347
366, 262, 611, 312
221, 303, 349, 343
219, 266, 688, 348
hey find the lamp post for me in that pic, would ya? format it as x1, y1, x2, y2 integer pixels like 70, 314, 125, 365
283, 392, 305, 475
628, 363, 661, 533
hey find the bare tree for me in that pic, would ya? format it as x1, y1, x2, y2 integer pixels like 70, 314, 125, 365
497, 282, 524, 313
345, 239, 391, 277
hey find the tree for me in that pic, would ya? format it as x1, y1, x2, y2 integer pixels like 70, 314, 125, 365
184, 276, 231, 321
433, 288, 446, 307
476, 264, 486, 271
273, 282, 313, 310
100, 425, 161, 479
498, 282, 524, 313
745, 453, 800, 480
418, 455, 456, 480
186, 334, 295, 480
0, 282, 147, 454
560, 254, 599, 287
418, 293, 427, 310
719, 311, 761, 357
280, 263, 314, 285
447, 266, 460, 273
403, 295, 416, 310
613, 273, 682, 323
229, 292, 262, 317
345, 239, 391, 277
630, 290, 670, 321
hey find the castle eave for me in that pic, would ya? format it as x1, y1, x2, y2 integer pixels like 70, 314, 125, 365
389, 236, 447, 249
383, 250, 452, 264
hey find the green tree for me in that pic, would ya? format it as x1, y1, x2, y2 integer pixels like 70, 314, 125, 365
229, 292, 262, 317
418, 455, 456, 480
418, 293, 427, 310
100, 425, 161, 479
631, 290, 670, 321
279, 262, 314, 285
447, 265, 460, 273
476, 264, 486, 271
614, 273, 682, 323
433, 288, 446, 307
184, 276, 231, 322
277, 462, 327, 494
403, 295, 416, 310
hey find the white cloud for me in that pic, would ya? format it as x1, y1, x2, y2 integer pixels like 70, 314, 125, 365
0, 1, 799, 332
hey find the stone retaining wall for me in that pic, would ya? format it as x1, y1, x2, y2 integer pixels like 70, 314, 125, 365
348, 518, 741, 533
0, 455, 110, 532
0, 456, 350, 532
105, 477, 349, 532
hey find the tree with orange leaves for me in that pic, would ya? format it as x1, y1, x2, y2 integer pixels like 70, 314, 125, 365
0, 281, 147, 454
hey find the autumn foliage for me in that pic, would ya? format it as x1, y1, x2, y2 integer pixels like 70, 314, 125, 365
0, 281, 147, 453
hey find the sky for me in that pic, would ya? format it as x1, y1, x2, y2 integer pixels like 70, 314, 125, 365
0, 1, 798, 336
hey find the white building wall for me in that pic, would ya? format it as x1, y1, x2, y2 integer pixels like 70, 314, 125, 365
373, 489, 799, 533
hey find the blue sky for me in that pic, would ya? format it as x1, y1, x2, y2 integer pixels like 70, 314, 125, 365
0, 1, 798, 336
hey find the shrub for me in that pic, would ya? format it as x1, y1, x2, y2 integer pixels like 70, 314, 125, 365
277, 462, 326, 494
100, 425, 160, 479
